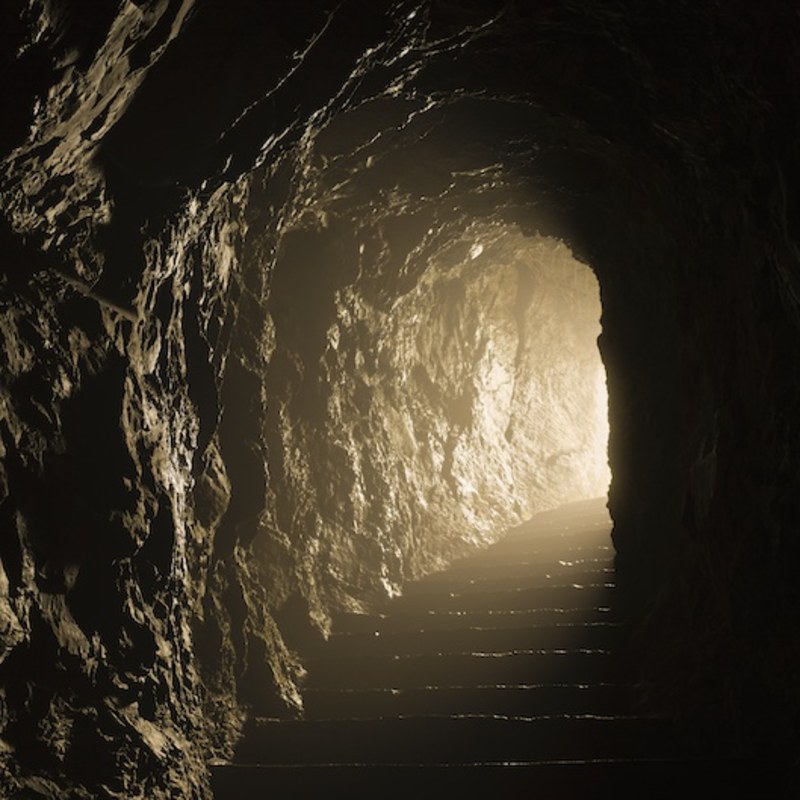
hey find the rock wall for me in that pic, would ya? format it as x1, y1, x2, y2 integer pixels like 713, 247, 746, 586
1, 0, 799, 796
262, 223, 608, 615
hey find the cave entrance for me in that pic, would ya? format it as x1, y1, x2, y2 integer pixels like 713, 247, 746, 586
378, 227, 610, 552
264, 219, 609, 605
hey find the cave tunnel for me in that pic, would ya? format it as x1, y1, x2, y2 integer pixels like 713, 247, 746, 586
0, 1, 799, 798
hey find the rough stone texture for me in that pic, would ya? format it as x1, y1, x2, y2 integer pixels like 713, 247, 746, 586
1, 0, 800, 796
262, 225, 608, 617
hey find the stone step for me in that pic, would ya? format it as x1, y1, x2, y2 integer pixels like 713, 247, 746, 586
474, 536, 614, 559
389, 583, 616, 613
317, 621, 623, 657
334, 604, 620, 634
303, 649, 625, 690
501, 498, 610, 533
234, 716, 694, 765
211, 758, 773, 799
303, 681, 634, 720
496, 509, 611, 540
427, 556, 614, 582
499, 518, 611, 542
407, 567, 616, 595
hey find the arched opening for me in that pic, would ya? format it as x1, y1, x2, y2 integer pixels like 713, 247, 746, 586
261, 211, 609, 621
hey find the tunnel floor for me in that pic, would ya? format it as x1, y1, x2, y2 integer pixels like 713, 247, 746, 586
211, 499, 773, 798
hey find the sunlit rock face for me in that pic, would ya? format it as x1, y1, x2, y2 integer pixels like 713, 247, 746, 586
263, 223, 607, 610
1, 1, 799, 797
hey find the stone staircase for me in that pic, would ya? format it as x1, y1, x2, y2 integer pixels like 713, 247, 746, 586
211, 498, 771, 798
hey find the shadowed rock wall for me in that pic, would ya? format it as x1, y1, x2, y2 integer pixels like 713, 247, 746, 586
1, 0, 799, 796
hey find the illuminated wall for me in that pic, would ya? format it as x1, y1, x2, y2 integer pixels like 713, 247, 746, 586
260, 224, 608, 618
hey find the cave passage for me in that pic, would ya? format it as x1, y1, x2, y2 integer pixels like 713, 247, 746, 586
262, 218, 611, 619
7, 3, 797, 796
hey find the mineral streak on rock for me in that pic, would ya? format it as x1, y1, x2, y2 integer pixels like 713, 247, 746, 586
1, 0, 799, 797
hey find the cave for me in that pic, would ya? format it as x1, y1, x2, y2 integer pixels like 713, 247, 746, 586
1, 1, 799, 798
